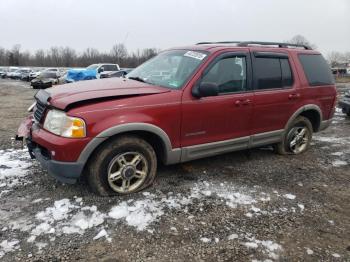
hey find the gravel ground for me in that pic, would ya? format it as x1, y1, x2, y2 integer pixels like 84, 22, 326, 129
0, 79, 349, 262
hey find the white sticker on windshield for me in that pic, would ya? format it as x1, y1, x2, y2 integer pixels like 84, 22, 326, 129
184, 51, 207, 60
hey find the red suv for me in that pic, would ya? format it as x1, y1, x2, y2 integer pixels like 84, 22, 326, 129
18, 41, 337, 196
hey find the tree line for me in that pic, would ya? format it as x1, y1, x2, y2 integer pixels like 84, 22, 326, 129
0, 36, 349, 68
0, 44, 159, 68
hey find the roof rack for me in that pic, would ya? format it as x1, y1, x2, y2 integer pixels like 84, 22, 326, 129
196, 41, 312, 50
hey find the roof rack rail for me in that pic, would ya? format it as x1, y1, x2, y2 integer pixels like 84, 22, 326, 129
196, 41, 312, 50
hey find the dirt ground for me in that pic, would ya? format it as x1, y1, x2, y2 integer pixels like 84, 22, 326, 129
0, 79, 349, 262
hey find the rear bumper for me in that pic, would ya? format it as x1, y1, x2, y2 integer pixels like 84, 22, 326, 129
28, 139, 83, 184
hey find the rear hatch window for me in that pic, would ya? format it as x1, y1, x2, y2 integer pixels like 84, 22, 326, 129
298, 54, 334, 86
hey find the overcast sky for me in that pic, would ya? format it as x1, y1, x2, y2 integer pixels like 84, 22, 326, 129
1, 0, 349, 55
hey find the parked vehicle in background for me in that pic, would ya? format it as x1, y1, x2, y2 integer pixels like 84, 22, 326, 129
45, 68, 61, 77
20, 69, 33, 81
0, 68, 8, 78
13, 68, 32, 80
10, 69, 31, 79
31, 71, 59, 89
66, 69, 97, 83
29, 70, 42, 81
66, 64, 120, 83
18, 41, 336, 196
5, 67, 19, 78
86, 63, 120, 77
339, 91, 350, 117
100, 68, 133, 79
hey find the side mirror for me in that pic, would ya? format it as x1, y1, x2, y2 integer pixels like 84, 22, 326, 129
98, 67, 104, 73
192, 82, 219, 98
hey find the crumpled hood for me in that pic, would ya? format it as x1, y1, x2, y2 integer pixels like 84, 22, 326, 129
42, 78, 170, 110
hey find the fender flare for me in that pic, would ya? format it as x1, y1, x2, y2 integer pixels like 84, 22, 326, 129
77, 123, 181, 165
285, 104, 322, 130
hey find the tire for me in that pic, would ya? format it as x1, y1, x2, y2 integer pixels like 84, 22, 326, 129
275, 116, 313, 155
86, 135, 157, 196
347, 112, 350, 117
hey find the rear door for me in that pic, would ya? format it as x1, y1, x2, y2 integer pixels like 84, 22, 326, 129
250, 51, 298, 136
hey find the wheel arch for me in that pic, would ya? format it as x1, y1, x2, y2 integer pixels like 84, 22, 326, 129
286, 104, 322, 132
77, 123, 181, 170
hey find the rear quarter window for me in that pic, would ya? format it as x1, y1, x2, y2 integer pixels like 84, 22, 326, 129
298, 54, 334, 86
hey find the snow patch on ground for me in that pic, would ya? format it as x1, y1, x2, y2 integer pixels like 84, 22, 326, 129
0, 239, 20, 258
306, 248, 314, 255
0, 178, 302, 258
314, 135, 350, 148
243, 236, 283, 260
93, 228, 111, 242
28, 199, 105, 242
283, 194, 296, 200
332, 160, 348, 167
0, 149, 32, 197
200, 237, 211, 243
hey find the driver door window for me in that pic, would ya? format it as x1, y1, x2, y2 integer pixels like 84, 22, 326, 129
201, 56, 247, 94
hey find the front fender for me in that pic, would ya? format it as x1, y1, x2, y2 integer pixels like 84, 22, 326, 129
77, 122, 181, 166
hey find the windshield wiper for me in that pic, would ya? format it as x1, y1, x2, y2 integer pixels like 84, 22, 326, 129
128, 76, 147, 83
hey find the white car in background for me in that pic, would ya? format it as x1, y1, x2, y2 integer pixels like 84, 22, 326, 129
29, 70, 42, 81
86, 64, 120, 78
45, 68, 61, 77
11, 68, 31, 79
6, 67, 19, 78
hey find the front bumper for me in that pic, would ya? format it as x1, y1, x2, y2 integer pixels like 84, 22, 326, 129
27, 137, 84, 184
31, 82, 52, 89
17, 115, 91, 184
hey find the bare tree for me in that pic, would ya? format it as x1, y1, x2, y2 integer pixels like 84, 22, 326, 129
327, 51, 344, 67
287, 35, 317, 49
111, 43, 127, 65
0, 47, 6, 66
61, 47, 77, 67
35, 49, 46, 66
0, 44, 160, 68
9, 44, 21, 66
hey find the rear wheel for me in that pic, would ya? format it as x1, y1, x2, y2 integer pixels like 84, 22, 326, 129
275, 116, 313, 155
87, 135, 157, 196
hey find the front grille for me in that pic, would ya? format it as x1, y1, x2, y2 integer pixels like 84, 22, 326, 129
34, 101, 47, 123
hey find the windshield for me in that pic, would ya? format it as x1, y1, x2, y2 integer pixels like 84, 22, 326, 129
86, 64, 98, 70
127, 50, 208, 89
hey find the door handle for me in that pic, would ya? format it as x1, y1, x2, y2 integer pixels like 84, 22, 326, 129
235, 99, 251, 106
235, 100, 242, 106
241, 99, 252, 105
288, 93, 300, 100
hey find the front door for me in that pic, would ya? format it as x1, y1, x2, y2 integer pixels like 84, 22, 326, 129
181, 51, 253, 161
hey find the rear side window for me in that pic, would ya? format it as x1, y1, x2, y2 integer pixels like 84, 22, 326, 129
298, 54, 334, 86
254, 57, 293, 90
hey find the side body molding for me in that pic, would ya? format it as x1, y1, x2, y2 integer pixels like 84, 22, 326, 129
77, 123, 181, 165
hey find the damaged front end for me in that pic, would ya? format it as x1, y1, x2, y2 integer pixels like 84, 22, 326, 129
16, 90, 50, 158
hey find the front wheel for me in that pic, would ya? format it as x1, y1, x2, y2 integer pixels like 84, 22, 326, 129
87, 135, 157, 196
275, 116, 313, 155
